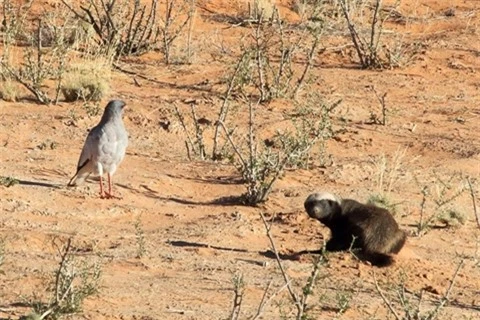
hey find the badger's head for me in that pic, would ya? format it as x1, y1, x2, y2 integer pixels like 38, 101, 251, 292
304, 192, 341, 221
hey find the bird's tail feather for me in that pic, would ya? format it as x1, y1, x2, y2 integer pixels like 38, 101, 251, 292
68, 167, 91, 187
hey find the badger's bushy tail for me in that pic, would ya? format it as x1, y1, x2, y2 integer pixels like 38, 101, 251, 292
389, 230, 407, 254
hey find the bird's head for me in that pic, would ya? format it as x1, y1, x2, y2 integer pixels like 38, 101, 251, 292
102, 100, 126, 121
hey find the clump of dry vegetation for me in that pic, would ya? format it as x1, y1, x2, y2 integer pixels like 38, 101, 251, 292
159, 0, 197, 64
0, 80, 20, 102
61, 60, 111, 102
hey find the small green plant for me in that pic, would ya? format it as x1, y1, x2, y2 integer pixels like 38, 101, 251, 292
0, 176, 19, 187
134, 216, 146, 259
83, 102, 101, 118
333, 291, 351, 319
415, 173, 467, 235
24, 237, 101, 320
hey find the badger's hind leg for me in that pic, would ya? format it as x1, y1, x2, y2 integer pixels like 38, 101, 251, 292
362, 251, 394, 267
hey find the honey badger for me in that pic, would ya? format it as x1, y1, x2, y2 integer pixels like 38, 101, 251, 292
304, 192, 406, 267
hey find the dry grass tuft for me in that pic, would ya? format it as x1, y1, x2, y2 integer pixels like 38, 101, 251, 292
60, 60, 111, 102
0, 80, 20, 102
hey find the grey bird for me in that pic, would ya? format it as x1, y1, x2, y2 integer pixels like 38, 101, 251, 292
68, 100, 128, 199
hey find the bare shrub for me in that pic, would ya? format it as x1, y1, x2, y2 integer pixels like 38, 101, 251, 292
61, 0, 160, 57
235, 13, 324, 102
226, 213, 330, 319
159, 0, 197, 64
173, 103, 210, 161
338, 0, 404, 69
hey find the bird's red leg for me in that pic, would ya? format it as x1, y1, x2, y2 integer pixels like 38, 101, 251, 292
104, 173, 120, 199
107, 173, 113, 198
99, 176, 105, 198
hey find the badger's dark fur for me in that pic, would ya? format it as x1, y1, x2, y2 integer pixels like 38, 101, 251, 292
304, 192, 406, 267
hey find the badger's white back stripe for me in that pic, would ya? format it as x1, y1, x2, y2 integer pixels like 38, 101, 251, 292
307, 192, 340, 204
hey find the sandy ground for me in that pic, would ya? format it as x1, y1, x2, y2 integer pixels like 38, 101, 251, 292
1, 0, 480, 319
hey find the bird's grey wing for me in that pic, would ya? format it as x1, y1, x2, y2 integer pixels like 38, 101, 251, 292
68, 126, 99, 186
115, 125, 129, 163
76, 126, 101, 171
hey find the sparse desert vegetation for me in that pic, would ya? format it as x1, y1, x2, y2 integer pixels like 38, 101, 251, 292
0, 0, 480, 319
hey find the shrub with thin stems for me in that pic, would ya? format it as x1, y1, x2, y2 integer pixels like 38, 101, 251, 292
338, 0, 403, 69
374, 259, 464, 320
23, 237, 102, 320
159, 0, 197, 64
218, 93, 339, 205
0, 4, 84, 104
61, 0, 160, 57
226, 212, 329, 320
235, 11, 324, 102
